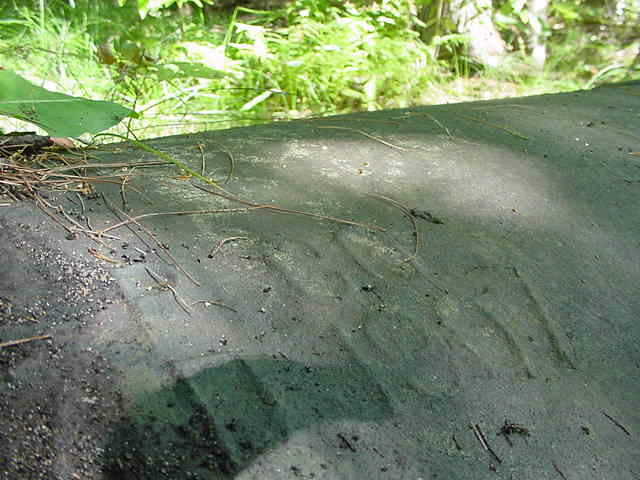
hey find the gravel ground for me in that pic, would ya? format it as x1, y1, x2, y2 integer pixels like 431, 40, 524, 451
0, 213, 121, 479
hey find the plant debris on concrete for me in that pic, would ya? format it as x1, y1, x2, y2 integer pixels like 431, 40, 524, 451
1, 82, 639, 479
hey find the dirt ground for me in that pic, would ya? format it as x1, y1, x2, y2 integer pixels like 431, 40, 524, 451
1, 81, 639, 479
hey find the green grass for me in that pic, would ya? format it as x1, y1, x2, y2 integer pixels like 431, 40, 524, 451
0, 1, 637, 140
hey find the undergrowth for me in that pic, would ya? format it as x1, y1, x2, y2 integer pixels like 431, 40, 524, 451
0, 0, 637, 140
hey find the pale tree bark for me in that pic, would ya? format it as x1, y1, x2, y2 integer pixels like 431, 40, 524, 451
449, 0, 507, 68
528, 0, 548, 69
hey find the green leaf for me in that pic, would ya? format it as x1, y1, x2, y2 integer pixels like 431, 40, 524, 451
0, 70, 136, 137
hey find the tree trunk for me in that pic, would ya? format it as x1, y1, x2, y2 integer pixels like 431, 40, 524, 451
528, 0, 548, 69
449, 0, 507, 68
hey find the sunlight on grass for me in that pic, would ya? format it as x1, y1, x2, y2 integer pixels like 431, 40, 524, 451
0, 1, 637, 140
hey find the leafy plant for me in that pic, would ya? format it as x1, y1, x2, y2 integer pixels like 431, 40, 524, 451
222, 1, 442, 115
118, 0, 214, 19
2, 0, 637, 140
0, 70, 135, 137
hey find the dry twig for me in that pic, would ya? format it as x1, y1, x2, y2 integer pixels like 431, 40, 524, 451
0, 334, 51, 349
191, 183, 384, 232
552, 461, 568, 480
368, 193, 419, 258
602, 411, 631, 436
191, 299, 237, 313
470, 423, 502, 464
457, 114, 529, 140
317, 125, 409, 151
209, 236, 249, 258
145, 267, 192, 315
103, 203, 210, 287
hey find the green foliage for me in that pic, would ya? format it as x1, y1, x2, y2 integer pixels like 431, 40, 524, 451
0, 0, 637, 139
116, 0, 214, 19
495, 0, 550, 52
222, 1, 441, 115
544, 0, 639, 83
0, 70, 135, 137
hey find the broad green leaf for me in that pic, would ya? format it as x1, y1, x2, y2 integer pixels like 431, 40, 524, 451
0, 70, 136, 137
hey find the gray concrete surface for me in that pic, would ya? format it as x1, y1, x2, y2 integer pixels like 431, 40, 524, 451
1, 81, 639, 479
